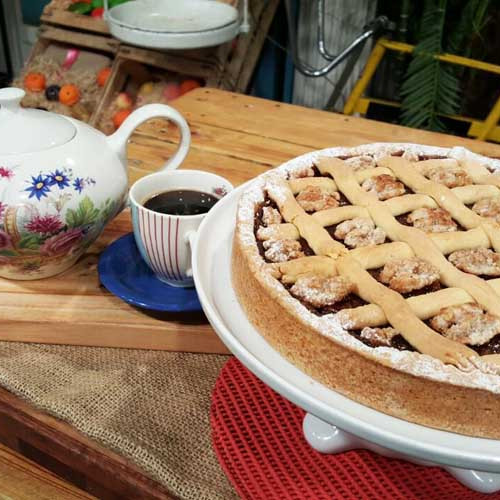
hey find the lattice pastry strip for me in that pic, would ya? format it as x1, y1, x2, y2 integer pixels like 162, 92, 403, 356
318, 157, 500, 317
261, 156, 500, 368
335, 255, 478, 368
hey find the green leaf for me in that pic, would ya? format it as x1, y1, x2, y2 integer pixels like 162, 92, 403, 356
68, 2, 93, 14
66, 196, 100, 228
0, 249, 17, 257
99, 198, 119, 222
399, 0, 465, 132
18, 233, 43, 250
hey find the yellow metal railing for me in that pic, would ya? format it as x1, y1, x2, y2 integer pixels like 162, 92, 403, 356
343, 38, 500, 142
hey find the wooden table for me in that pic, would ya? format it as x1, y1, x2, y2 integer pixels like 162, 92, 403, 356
3, 88, 500, 498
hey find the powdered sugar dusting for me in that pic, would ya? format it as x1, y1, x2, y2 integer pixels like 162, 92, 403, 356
235, 142, 500, 394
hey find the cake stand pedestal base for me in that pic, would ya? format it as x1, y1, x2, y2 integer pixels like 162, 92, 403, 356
303, 413, 500, 494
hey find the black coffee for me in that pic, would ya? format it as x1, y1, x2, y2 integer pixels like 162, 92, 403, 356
143, 189, 219, 216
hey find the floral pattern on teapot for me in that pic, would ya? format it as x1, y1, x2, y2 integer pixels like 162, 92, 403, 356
0, 165, 119, 276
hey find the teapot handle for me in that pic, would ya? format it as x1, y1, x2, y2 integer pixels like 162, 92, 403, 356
106, 103, 191, 172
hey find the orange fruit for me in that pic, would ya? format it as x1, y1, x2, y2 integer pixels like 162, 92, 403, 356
112, 109, 132, 129
180, 79, 201, 96
163, 82, 181, 101
97, 67, 111, 87
24, 72, 46, 92
59, 84, 80, 106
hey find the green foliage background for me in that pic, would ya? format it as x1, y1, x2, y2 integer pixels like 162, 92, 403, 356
399, 0, 491, 132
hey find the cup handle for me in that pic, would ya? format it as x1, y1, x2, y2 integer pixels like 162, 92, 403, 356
106, 103, 191, 172
184, 230, 197, 278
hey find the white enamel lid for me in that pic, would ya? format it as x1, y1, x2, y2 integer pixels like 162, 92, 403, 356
0, 87, 76, 156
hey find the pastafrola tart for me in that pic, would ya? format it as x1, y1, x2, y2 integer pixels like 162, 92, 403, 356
232, 143, 500, 439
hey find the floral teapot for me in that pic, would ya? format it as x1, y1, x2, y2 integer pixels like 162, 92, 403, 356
0, 87, 190, 280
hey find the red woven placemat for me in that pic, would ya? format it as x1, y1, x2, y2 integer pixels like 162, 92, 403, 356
211, 357, 498, 500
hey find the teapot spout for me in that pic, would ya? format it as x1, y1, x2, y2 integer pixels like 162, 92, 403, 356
106, 103, 191, 173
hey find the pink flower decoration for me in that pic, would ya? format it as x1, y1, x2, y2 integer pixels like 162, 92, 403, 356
0, 167, 14, 179
40, 228, 83, 256
213, 186, 228, 197
25, 214, 63, 235
0, 230, 12, 249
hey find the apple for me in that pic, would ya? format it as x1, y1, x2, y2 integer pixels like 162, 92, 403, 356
91, 7, 104, 17
163, 83, 181, 101
180, 79, 201, 96
115, 92, 133, 109
138, 81, 155, 96
113, 109, 132, 129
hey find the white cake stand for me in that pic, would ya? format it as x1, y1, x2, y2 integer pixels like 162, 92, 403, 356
192, 182, 500, 494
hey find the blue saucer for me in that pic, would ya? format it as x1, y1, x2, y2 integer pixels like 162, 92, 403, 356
98, 233, 202, 312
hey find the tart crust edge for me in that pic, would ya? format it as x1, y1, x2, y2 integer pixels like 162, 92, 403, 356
232, 187, 500, 439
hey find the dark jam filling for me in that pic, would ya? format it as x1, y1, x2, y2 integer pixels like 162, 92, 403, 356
337, 192, 350, 206
284, 286, 368, 317
472, 334, 500, 356
396, 214, 411, 226
418, 154, 447, 161
299, 237, 315, 256
350, 329, 415, 351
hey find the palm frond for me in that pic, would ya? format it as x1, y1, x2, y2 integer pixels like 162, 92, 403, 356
400, 0, 461, 132
447, 0, 490, 57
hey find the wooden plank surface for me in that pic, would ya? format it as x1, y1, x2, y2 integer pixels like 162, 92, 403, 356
0, 385, 171, 499
0, 210, 227, 353
0, 442, 94, 500
3, 88, 500, 498
172, 89, 500, 157
4, 88, 500, 352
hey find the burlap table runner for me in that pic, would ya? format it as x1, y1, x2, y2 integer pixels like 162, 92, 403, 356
0, 342, 236, 499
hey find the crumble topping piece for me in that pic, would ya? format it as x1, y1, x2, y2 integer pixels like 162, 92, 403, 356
289, 166, 315, 179
360, 327, 399, 347
290, 275, 354, 308
449, 248, 500, 276
296, 185, 340, 212
334, 217, 386, 248
430, 303, 500, 345
263, 239, 304, 263
262, 206, 283, 226
344, 155, 376, 171
379, 258, 440, 294
472, 197, 500, 223
425, 166, 472, 188
361, 174, 406, 201
401, 151, 419, 162
407, 207, 458, 233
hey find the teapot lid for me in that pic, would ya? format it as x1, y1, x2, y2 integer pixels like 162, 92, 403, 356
0, 87, 76, 155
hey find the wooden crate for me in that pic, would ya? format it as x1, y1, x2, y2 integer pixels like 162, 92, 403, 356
37, 24, 119, 54
91, 51, 219, 133
41, 0, 109, 34
19, 0, 278, 133
13, 26, 119, 124
219, 0, 280, 92
39, 0, 277, 93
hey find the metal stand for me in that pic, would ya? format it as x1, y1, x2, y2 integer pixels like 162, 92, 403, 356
303, 413, 500, 494
284, 0, 390, 78
283, 0, 391, 109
